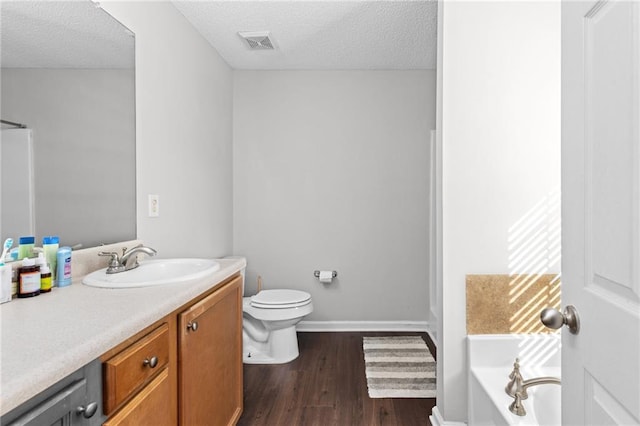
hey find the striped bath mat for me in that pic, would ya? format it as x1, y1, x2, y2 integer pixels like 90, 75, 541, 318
363, 336, 436, 398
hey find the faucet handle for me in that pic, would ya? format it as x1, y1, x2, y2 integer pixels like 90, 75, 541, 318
99, 251, 121, 269
505, 358, 527, 399
509, 358, 521, 380
99, 251, 118, 261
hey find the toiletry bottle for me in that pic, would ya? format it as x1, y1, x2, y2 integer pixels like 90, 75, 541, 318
36, 252, 46, 268
42, 236, 59, 284
9, 248, 19, 262
18, 236, 35, 260
56, 247, 72, 287
40, 265, 52, 293
18, 257, 40, 297
0, 264, 12, 303
11, 267, 18, 298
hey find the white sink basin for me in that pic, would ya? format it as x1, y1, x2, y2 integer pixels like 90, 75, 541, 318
82, 258, 220, 288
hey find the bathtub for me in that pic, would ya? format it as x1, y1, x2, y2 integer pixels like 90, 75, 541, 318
467, 334, 561, 426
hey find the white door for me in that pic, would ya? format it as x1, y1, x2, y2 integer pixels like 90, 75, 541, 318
562, 1, 640, 425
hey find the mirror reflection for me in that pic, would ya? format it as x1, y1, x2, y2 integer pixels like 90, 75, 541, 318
1, 0, 136, 251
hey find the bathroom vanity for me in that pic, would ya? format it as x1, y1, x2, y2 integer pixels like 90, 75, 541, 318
0, 258, 244, 426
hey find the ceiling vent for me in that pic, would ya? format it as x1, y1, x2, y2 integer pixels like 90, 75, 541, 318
238, 31, 275, 50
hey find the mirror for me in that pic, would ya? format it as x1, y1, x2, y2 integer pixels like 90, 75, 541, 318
1, 1, 136, 251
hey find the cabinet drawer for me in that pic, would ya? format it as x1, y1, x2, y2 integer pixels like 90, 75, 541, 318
103, 368, 172, 426
103, 323, 169, 415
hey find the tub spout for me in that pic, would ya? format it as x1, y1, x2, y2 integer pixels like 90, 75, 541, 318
522, 376, 561, 392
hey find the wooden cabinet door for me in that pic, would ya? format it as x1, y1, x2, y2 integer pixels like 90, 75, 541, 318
102, 368, 172, 426
178, 276, 243, 426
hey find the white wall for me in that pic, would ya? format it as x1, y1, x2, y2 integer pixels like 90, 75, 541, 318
436, 1, 560, 422
1, 69, 135, 248
234, 70, 435, 324
101, 1, 234, 258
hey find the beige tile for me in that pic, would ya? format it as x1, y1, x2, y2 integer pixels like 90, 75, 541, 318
466, 274, 561, 334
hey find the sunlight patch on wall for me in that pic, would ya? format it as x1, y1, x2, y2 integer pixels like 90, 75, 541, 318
515, 333, 560, 368
508, 188, 561, 334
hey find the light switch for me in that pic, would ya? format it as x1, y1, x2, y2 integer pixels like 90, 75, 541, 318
148, 194, 159, 217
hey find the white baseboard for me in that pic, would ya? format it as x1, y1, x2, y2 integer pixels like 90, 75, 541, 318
430, 406, 467, 426
426, 327, 438, 348
297, 320, 429, 332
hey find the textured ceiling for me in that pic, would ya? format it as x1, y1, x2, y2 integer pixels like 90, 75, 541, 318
172, 1, 438, 70
1, 1, 134, 69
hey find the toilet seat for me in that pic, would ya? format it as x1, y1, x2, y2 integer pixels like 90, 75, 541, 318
250, 289, 311, 309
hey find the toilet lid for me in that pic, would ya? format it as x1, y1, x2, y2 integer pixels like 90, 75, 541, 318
250, 289, 311, 309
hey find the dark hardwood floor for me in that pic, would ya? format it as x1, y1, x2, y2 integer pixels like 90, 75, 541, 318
238, 332, 436, 426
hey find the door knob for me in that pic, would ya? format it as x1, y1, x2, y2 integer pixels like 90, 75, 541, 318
187, 321, 198, 332
540, 305, 580, 334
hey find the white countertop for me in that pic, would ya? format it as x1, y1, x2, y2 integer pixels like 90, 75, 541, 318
0, 257, 245, 416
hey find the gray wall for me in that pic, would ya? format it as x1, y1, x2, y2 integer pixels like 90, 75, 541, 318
1, 69, 135, 248
102, 2, 234, 258
233, 70, 435, 324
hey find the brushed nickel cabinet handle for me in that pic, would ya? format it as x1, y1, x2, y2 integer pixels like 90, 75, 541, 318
143, 356, 159, 368
76, 401, 98, 418
187, 321, 198, 332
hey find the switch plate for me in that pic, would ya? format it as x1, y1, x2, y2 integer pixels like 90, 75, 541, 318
148, 194, 159, 217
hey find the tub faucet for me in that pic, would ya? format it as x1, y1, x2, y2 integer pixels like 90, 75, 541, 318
98, 244, 157, 274
505, 358, 560, 416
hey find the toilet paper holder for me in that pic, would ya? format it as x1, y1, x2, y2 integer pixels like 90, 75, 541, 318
314, 270, 337, 278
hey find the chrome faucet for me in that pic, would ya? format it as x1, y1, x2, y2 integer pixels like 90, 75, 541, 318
505, 358, 560, 416
99, 244, 157, 274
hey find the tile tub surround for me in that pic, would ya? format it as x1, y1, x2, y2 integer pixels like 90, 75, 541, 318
466, 274, 561, 334
0, 256, 246, 416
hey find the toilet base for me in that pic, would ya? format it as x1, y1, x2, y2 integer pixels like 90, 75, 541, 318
243, 325, 300, 364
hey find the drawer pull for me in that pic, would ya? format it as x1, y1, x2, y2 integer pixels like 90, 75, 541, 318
143, 356, 159, 368
76, 401, 98, 418
187, 321, 198, 332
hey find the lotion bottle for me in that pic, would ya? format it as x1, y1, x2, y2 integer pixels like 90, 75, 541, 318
42, 236, 59, 284
18, 236, 35, 260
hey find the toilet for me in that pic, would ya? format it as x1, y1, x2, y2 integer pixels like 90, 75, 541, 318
229, 257, 313, 364
242, 288, 313, 364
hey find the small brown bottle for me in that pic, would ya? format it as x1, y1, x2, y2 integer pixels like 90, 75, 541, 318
18, 258, 40, 298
